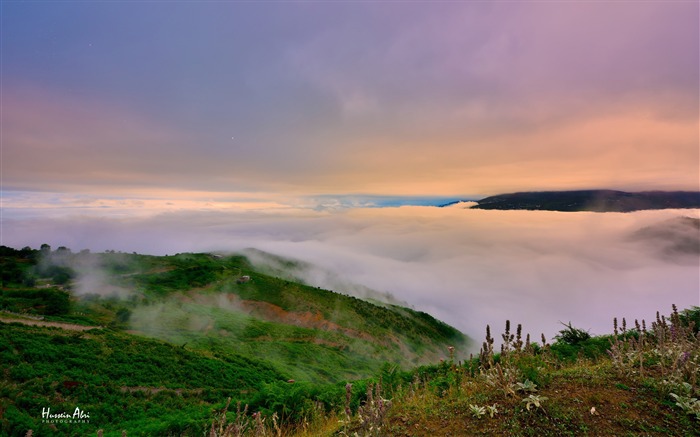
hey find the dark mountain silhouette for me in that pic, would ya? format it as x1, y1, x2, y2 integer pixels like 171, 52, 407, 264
471, 190, 700, 212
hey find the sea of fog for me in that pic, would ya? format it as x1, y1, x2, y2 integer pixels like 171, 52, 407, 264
3, 204, 699, 349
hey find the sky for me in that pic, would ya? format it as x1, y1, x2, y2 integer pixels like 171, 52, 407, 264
1, 2, 699, 343
2, 0, 699, 214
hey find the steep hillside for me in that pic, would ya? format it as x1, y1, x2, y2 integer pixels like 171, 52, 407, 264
0, 246, 468, 383
0, 245, 469, 435
122, 253, 467, 382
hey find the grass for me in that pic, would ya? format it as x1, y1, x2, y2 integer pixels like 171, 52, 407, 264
201, 305, 698, 437
5, 304, 700, 437
2, 246, 699, 436
0, 322, 287, 436
373, 307, 699, 437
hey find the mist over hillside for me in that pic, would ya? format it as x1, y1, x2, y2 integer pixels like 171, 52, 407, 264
239, 248, 408, 307
3, 206, 699, 344
1, 246, 469, 383
628, 216, 700, 258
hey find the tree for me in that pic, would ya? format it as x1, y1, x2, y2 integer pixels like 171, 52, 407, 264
116, 308, 132, 324
0, 260, 23, 286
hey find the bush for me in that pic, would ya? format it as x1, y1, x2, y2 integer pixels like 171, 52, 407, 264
555, 322, 591, 346
0, 288, 70, 315
678, 306, 700, 334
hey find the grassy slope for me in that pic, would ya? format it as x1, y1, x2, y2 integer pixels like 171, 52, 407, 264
0, 246, 470, 435
107, 251, 469, 383
7, 247, 696, 436
382, 361, 699, 436
343, 311, 700, 437
0, 248, 467, 383
0, 322, 286, 436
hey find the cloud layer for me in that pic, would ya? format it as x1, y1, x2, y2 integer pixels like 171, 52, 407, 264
4, 206, 698, 347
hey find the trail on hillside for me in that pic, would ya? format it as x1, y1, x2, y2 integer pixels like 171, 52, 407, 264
0, 317, 101, 331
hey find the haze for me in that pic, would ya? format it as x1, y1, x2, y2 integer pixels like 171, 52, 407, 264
3, 206, 699, 345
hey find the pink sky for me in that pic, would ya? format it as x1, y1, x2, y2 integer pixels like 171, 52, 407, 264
1, 1, 697, 214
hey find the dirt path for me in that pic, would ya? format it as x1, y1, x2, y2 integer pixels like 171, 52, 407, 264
0, 317, 102, 331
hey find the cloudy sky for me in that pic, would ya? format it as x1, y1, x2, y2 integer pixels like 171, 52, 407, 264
2, 2, 698, 342
2, 1, 698, 214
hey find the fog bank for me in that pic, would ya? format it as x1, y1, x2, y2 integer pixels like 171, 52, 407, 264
3, 206, 698, 344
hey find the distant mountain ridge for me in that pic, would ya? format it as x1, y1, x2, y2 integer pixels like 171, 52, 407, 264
470, 190, 700, 212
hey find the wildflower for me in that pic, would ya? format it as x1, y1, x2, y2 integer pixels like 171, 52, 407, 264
344, 383, 353, 418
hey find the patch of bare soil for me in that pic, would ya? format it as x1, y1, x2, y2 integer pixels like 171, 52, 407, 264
236, 299, 376, 342
119, 386, 203, 396
0, 317, 101, 332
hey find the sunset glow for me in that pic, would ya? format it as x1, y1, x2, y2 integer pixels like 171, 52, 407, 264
2, 1, 697, 216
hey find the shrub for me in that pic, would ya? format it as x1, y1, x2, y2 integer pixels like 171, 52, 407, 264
555, 322, 591, 346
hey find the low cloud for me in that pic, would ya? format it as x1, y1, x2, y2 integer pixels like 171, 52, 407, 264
4, 206, 698, 346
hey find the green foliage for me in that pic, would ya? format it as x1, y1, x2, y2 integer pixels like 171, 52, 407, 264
0, 322, 286, 435
0, 245, 476, 436
2, 281, 699, 436
0, 288, 71, 315
513, 354, 551, 388
555, 322, 591, 346
0, 259, 24, 286
550, 334, 611, 362
377, 305, 700, 437
515, 379, 537, 393
0, 246, 38, 288
670, 393, 700, 420
132, 256, 222, 294
678, 306, 700, 334
2, 245, 470, 386
251, 381, 324, 423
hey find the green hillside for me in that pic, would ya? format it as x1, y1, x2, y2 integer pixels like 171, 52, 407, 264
6, 245, 695, 437
0, 244, 469, 436
0, 322, 286, 436
0, 245, 468, 383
